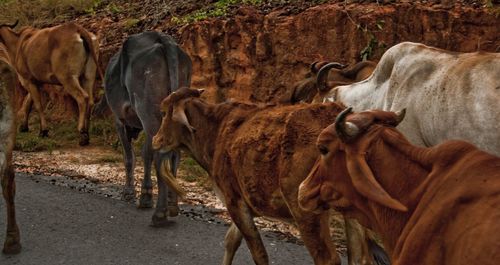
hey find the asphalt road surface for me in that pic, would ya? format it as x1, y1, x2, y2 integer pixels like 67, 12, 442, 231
0, 173, 314, 265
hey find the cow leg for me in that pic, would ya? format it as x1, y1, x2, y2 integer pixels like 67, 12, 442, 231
345, 218, 375, 265
222, 223, 243, 265
115, 121, 136, 202
17, 94, 32, 133
166, 150, 180, 217
20, 80, 48, 137
281, 184, 340, 265
59, 76, 90, 146
1, 166, 21, 254
151, 151, 170, 227
226, 199, 268, 265
153, 151, 180, 220
293, 211, 341, 265
82, 60, 97, 132
138, 135, 154, 209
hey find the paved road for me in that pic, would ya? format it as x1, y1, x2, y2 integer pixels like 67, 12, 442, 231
0, 173, 314, 265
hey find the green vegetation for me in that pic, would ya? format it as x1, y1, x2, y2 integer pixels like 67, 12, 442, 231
0, 0, 103, 26
172, 0, 264, 25
15, 117, 118, 152
15, 132, 59, 152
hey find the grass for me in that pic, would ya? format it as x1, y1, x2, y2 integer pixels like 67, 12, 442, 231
0, 0, 103, 26
15, 132, 59, 152
171, 0, 264, 25
14, 116, 119, 152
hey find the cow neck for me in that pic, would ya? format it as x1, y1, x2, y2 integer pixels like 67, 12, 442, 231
0, 29, 20, 65
180, 99, 223, 172
361, 128, 433, 250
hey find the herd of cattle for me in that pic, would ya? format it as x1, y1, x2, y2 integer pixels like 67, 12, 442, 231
0, 20, 498, 265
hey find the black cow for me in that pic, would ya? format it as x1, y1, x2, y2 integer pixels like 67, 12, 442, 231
102, 31, 192, 226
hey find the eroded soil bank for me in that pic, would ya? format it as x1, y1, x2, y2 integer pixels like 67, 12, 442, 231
9, 1, 500, 114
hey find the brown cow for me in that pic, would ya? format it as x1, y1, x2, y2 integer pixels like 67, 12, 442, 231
0, 21, 101, 146
0, 61, 19, 254
152, 87, 344, 265
285, 61, 376, 104
298, 108, 500, 265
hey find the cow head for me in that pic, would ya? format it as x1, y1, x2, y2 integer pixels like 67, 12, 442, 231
299, 107, 408, 218
152, 87, 204, 152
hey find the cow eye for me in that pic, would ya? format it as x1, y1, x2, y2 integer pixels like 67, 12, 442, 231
318, 145, 329, 155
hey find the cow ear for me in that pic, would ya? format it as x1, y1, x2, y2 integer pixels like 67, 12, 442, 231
345, 151, 408, 212
172, 102, 196, 134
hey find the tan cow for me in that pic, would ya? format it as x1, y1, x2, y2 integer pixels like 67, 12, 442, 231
298, 108, 500, 265
0, 21, 101, 146
152, 87, 344, 265
0, 61, 19, 254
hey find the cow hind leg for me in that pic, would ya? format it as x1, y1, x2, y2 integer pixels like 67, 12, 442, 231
345, 218, 376, 265
166, 150, 180, 217
151, 151, 170, 227
59, 76, 90, 146
115, 121, 136, 202
138, 135, 154, 209
20, 81, 48, 137
1, 166, 21, 254
17, 94, 32, 133
226, 199, 269, 265
222, 223, 243, 265
293, 211, 341, 265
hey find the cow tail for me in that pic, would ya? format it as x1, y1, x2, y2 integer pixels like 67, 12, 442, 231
159, 158, 186, 198
77, 26, 104, 82
158, 35, 180, 92
367, 237, 391, 265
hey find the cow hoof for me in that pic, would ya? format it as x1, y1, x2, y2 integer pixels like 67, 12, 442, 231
121, 188, 135, 202
168, 205, 180, 217
138, 193, 153, 209
19, 124, 29, 133
39, 129, 49, 137
2, 241, 21, 255
79, 133, 90, 146
150, 213, 169, 227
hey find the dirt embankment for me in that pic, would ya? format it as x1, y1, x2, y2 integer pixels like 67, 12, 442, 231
9, 1, 499, 117
176, 2, 499, 103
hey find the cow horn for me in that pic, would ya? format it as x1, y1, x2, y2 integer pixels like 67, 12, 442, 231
395, 108, 406, 125
0, 20, 19, 29
172, 103, 196, 134
316, 62, 347, 92
346, 152, 407, 212
335, 107, 359, 142
310, 61, 320, 74
197, 89, 205, 94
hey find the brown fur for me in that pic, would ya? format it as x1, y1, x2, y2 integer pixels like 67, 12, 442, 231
299, 109, 500, 265
0, 22, 101, 146
153, 87, 345, 265
0, 62, 20, 254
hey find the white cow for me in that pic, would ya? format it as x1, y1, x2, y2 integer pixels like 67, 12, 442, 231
320, 42, 500, 156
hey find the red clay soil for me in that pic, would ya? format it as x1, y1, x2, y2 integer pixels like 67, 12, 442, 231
8, 0, 500, 119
